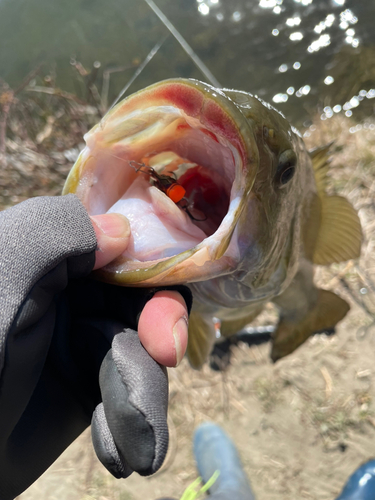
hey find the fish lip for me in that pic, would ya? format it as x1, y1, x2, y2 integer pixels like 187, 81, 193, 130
64, 78, 260, 286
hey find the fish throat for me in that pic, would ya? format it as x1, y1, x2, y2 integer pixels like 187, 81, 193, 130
102, 107, 237, 261
64, 80, 257, 284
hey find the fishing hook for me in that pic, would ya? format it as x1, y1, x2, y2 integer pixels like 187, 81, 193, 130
129, 160, 207, 221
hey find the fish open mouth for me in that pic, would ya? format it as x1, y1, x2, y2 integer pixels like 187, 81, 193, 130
64, 79, 258, 284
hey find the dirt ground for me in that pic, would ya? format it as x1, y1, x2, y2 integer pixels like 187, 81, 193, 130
4, 113, 375, 500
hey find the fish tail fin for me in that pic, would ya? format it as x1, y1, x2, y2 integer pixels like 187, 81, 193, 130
271, 289, 349, 362
187, 312, 217, 370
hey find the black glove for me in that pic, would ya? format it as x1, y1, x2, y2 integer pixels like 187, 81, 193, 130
0, 195, 192, 500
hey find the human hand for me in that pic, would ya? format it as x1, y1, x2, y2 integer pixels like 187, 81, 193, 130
0, 195, 192, 499
91, 211, 189, 368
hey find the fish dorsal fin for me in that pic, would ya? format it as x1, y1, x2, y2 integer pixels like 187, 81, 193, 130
306, 143, 362, 265
309, 143, 333, 194
187, 312, 217, 370
313, 195, 362, 265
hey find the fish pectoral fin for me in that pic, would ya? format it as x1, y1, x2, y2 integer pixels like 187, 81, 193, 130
313, 195, 362, 265
271, 289, 349, 362
187, 311, 217, 370
309, 143, 362, 265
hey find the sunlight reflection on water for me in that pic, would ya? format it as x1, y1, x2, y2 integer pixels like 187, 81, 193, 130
192, 0, 373, 126
0, 0, 374, 127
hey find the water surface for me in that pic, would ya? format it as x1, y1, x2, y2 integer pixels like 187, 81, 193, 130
0, 0, 374, 127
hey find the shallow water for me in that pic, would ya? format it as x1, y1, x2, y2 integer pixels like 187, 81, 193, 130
0, 0, 374, 126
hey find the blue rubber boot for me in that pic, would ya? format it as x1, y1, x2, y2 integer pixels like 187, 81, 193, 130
193, 422, 256, 500
336, 460, 375, 500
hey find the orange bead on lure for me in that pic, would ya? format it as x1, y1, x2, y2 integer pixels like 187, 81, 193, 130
128, 160, 206, 221
166, 183, 186, 203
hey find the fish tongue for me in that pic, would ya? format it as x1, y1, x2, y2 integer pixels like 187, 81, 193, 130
107, 176, 206, 261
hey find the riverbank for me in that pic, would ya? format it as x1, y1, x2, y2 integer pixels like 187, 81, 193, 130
5, 111, 375, 500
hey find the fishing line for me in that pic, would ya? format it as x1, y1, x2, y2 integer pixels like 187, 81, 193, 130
143, 0, 222, 89
109, 34, 169, 110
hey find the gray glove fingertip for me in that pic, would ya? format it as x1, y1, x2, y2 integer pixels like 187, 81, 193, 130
97, 330, 169, 476
92, 403, 133, 479
111, 329, 169, 475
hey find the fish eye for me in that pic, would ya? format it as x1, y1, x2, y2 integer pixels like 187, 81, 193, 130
275, 150, 297, 187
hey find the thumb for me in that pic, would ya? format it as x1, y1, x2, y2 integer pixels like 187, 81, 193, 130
90, 213, 131, 270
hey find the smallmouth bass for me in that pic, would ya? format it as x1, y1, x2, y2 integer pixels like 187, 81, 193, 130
63, 79, 362, 368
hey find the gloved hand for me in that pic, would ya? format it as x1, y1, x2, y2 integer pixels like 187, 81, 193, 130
0, 194, 192, 500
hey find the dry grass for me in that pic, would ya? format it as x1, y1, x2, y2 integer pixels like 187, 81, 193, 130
9, 112, 375, 499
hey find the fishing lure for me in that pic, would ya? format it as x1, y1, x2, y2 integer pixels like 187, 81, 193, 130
129, 160, 206, 221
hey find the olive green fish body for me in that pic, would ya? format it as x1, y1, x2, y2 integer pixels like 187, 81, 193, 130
63, 79, 362, 368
